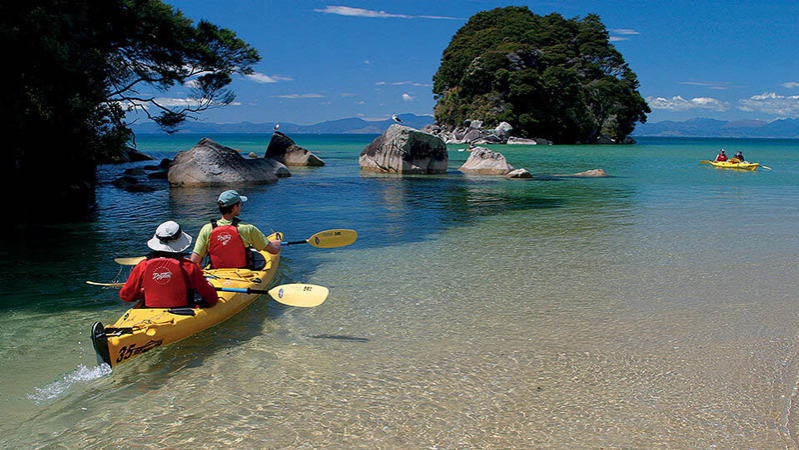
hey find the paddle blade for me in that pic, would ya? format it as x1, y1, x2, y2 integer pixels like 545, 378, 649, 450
761, 165, 772, 170
700, 160, 712, 164
268, 284, 329, 307
306, 229, 358, 248
114, 256, 145, 266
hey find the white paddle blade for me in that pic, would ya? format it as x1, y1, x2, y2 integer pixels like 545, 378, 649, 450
307, 230, 358, 248
268, 284, 329, 307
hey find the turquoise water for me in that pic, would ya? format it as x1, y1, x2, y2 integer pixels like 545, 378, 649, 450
1, 134, 799, 448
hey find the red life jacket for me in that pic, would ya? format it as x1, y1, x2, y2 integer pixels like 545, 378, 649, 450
141, 255, 192, 308
209, 218, 248, 268
716, 154, 727, 162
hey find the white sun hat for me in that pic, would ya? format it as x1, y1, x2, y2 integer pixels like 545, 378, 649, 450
147, 221, 193, 252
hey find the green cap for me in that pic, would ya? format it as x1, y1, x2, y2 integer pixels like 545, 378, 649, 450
218, 190, 248, 207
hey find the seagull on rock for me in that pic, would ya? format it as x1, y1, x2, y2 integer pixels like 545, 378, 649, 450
391, 114, 402, 123
274, 123, 280, 131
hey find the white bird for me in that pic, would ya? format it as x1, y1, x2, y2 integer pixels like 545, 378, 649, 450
391, 114, 402, 123
274, 123, 280, 131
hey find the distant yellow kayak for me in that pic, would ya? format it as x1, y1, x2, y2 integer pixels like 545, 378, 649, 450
708, 161, 760, 171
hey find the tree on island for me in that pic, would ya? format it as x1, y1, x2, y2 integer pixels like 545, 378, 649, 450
433, 7, 650, 144
1, 0, 259, 208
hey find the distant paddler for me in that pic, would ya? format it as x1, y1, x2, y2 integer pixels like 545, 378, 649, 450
190, 190, 281, 269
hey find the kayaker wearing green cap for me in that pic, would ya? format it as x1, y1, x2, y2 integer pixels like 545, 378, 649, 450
190, 190, 281, 268
120, 221, 219, 308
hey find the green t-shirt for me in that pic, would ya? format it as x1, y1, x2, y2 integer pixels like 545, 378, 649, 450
192, 219, 270, 257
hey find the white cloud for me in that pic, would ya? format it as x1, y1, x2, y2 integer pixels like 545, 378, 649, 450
609, 29, 640, 35
678, 80, 738, 90
247, 73, 278, 83
738, 92, 799, 115
609, 29, 639, 42
313, 6, 458, 20
646, 95, 729, 111
364, 60, 372, 65
247, 73, 293, 84
782, 82, 799, 89
357, 101, 366, 105
402, 93, 415, 101
375, 81, 432, 87
341, 93, 357, 97
272, 94, 325, 99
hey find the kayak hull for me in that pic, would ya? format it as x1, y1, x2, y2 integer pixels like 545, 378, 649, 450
92, 233, 281, 369
709, 161, 759, 170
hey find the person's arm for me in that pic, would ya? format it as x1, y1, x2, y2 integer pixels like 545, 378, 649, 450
190, 224, 211, 264
119, 263, 145, 303
243, 225, 281, 255
264, 239, 282, 255
186, 262, 218, 307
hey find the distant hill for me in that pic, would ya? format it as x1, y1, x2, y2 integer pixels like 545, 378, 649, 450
131, 114, 434, 134
634, 117, 799, 138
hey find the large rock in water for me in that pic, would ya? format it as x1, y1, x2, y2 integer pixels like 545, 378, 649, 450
168, 138, 280, 187
264, 131, 325, 166
359, 124, 447, 174
459, 147, 514, 175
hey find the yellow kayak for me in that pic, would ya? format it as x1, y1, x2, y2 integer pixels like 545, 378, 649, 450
91, 233, 281, 368
709, 161, 760, 170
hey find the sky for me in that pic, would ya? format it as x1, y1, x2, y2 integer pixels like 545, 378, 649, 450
134, 0, 799, 125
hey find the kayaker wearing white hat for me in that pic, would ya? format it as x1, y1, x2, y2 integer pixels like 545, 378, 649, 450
120, 221, 219, 308
189, 190, 281, 269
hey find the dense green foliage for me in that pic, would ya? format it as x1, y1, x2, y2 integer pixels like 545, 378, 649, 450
1, 0, 259, 206
433, 7, 650, 144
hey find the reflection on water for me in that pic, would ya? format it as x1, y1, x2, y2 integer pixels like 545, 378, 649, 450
1, 135, 799, 448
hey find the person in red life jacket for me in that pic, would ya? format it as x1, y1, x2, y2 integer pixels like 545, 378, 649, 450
714, 149, 727, 162
120, 221, 219, 308
189, 190, 281, 268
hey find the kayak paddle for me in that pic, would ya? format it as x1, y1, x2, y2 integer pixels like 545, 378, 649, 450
700, 160, 713, 164
760, 165, 772, 170
86, 281, 125, 287
85, 281, 329, 307
281, 229, 358, 248
114, 229, 358, 265
216, 283, 329, 307
114, 256, 146, 265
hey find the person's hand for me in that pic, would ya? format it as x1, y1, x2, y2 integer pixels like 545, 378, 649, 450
265, 239, 282, 254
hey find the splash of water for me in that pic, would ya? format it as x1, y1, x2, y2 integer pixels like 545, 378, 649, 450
27, 364, 112, 403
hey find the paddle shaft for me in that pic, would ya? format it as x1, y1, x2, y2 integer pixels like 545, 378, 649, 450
282, 239, 309, 246
215, 287, 270, 295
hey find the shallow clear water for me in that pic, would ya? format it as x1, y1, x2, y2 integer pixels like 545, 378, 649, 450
2, 135, 799, 448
